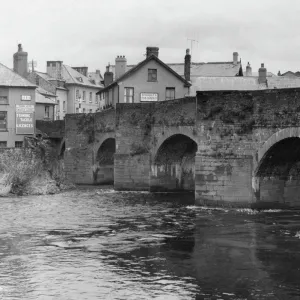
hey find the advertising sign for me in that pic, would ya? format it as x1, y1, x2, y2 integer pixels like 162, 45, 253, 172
140, 93, 158, 102
21, 95, 32, 101
16, 105, 35, 134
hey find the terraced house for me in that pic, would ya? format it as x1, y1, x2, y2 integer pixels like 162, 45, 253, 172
0, 62, 36, 147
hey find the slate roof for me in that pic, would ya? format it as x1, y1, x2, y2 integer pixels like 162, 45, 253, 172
108, 61, 242, 79
244, 71, 276, 77
0, 63, 36, 88
88, 71, 104, 86
35, 71, 53, 81
190, 76, 300, 95
36, 86, 57, 97
99, 55, 191, 93
190, 77, 264, 95
62, 65, 103, 88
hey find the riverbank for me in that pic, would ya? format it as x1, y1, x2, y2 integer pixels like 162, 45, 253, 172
0, 147, 75, 197
0, 169, 75, 197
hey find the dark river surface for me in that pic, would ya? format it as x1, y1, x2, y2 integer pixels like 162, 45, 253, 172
1, 187, 300, 299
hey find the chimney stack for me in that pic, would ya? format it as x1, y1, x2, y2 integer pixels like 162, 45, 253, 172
184, 48, 191, 82
96, 69, 100, 75
258, 63, 267, 84
233, 52, 239, 65
146, 47, 159, 58
246, 62, 252, 76
47, 61, 63, 79
13, 44, 28, 77
115, 55, 127, 79
104, 65, 113, 86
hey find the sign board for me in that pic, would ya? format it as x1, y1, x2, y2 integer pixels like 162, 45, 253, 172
140, 93, 158, 102
16, 105, 34, 134
21, 95, 32, 101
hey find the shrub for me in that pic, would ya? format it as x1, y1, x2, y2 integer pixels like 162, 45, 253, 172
0, 149, 43, 195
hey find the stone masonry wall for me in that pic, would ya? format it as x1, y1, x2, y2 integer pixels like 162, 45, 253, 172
64, 110, 116, 185
195, 88, 300, 207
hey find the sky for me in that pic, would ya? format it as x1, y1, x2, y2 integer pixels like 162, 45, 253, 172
1, 0, 300, 75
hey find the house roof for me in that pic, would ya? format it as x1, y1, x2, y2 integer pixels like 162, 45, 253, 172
244, 71, 276, 77
36, 86, 57, 97
190, 76, 300, 95
108, 61, 242, 79
168, 62, 242, 77
190, 77, 264, 95
99, 55, 191, 93
36, 89, 57, 105
35, 71, 53, 81
281, 71, 300, 77
62, 65, 103, 88
0, 63, 36, 88
88, 71, 104, 85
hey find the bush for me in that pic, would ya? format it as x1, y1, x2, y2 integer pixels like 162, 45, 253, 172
0, 149, 43, 195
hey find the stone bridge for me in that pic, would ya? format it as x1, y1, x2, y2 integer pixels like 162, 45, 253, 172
61, 89, 300, 208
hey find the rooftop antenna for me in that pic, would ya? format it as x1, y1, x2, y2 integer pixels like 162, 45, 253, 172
187, 38, 199, 61
28, 59, 37, 72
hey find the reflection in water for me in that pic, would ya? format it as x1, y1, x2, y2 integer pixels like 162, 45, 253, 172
0, 188, 300, 299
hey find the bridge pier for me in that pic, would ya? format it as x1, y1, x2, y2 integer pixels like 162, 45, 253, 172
195, 153, 254, 207
114, 153, 150, 191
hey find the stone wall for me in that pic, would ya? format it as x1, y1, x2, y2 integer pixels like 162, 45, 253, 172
195, 88, 300, 207
64, 110, 116, 185
59, 88, 300, 208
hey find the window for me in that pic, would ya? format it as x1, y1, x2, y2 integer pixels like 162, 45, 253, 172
76, 89, 79, 100
83, 108, 86, 113
89, 92, 92, 103
15, 141, 23, 148
0, 112, 7, 131
96, 94, 98, 104
148, 69, 157, 82
0, 96, 8, 105
45, 106, 50, 118
63, 101, 66, 112
166, 87, 175, 101
124, 88, 134, 103
76, 107, 79, 113
82, 91, 86, 101
57, 100, 60, 112
0, 141, 7, 148
89, 109, 92, 113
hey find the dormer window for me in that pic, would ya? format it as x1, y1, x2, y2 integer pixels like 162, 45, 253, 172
76, 77, 83, 82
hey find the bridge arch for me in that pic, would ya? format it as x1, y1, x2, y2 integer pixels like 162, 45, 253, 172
254, 127, 300, 206
93, 135, 116, 184
150, 133, 198, 192
151, 127, 197, 158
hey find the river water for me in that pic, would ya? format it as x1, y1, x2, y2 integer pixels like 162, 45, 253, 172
0, 188, 300, 299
